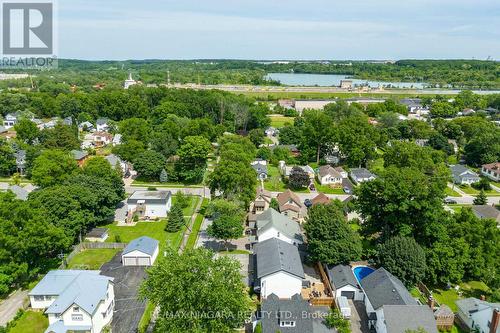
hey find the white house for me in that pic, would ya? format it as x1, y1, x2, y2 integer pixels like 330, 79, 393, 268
255, 238, 304, 299
127, 190, 172, 219
318, 165, 343, 185
3, 113, 18, 129
450, 165, 480, 185
122, 236, 160, 266
91, 131, 113, 147
326, 264, 364, 301
481, 162, 500, 182
96, 118, 110, 132
112, 134, 122, 146
105, 154, 129, 176
359, 268, 438, 333
350, 168, 376, 185
456, 298, 500, 333
29, 270, 114, 333
255, 208, 304, 246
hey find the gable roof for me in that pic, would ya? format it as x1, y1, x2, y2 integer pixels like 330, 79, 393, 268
251, 162, 268, 175
71, 150, 88, 161
30, 270, 113, 316
360, 268, 417, 310
276, 189, 303, 208
456, 297, 500, 315
256, 209, 303, 243
123, 236, 159, 256
472, 205, 500, 223
319, 165, 341, 179
383, 305, 438, 333
450, 165, 478, 178
96, 118, 109, 125
105, 154, 122, 167
482, 162, 500, 172
311, 193, 331, 206
350, 168, 375, 180
260, 294, 314, 333
326, 264, 358, 289
255, 237, 304, 279
127, 190, 171, 204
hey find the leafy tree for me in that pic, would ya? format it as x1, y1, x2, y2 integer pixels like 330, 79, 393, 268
248, 128, 265, 147
464, 129, 500, 166
428, 133, 454, 156
176, 135, 212, 182
377, 236, 426, 287
133, 150, 166, 181
159, 169, 168, 183
140, 248, 252, 332
0, 139, 16, 176
112, 139, 145, 162
304, 201, 362, 265
14, 119, 39, 144
40, 124, 80, 150
473, 189, 488, 205
325, 309, 351, 333
301, 109, 335, 163
31, 149, 78, 187
165, 204, 184, 232
119, 118, 150, 143
174, 191, 190, 209
430, 101, 456, 118
207, 214, 244, 250
278, 125, 302, 145
426, 237, 470, 285
288, 166, 309, 190
384, 141, 447, 174
337, 113, 379, 167
472, 178, 491, 191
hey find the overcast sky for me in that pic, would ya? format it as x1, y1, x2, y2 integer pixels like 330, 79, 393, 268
58, 0, 500, 60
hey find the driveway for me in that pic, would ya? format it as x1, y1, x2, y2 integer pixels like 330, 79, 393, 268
350, 300, 371, 333
114, 200, 128, 222
0, 289, 28, 326
100, 252, 147, 333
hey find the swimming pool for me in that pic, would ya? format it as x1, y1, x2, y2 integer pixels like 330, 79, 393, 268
353, 266, 375, 281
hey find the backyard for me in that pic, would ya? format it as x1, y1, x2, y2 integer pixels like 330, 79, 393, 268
267, 114, 295, 128
432, 281, 491, 312
8, 311, 48, 333
67, 248, 121, 270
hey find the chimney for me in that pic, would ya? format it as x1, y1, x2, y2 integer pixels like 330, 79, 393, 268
481, 295, 486, 301
427, 296, 435, 311
491, 309, 500, 333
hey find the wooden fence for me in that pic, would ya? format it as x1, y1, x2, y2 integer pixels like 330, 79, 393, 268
60, 242, 127, 269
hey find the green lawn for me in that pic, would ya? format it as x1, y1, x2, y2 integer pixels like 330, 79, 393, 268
185, 198, 210, 250
131, 179, 203, 188
433, 281, 490, 312
314, 180, 345, 194
104, 221, 185, 251
368, 157, 385, 175
267, 114, 295, 128
9, 311, 48, 333
172, 195, 201, 216
445, 187, 462, 197
459, 185, 499, 196
67, 248, 121, 270
138, 301, 155, 333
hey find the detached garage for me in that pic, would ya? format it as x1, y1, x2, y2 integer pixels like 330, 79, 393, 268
326, 264, 364, 301
122, 236, 160, 266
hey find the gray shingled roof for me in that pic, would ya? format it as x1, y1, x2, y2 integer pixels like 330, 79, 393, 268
319, 165, 341, 179
256, 209, 303, 243
255, 238, 304, 279
359, 268, 417, 310
71, 150, 88, 160
123, 236, 159, 256
96, 118, 109, 125
127, 190, 171, 204
260, 294, 314, 333
252, 162, 268, 175
350, 168, 375, 180
471, 205, 500, 223
383, 305, 438, 333
326, 264, 358, 289
450, 164, 478, 178
456, 298, 500, 315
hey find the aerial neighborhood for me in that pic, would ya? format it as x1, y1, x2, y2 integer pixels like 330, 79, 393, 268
0, 60, 499, 333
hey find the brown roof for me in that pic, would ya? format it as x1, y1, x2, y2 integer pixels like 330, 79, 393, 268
256, 187, 272, 201
319, 165, 341, 178
482, 162, 500, 172
311, 193, 331, 206
280, 204, 300, 212
276, 189, 302, 207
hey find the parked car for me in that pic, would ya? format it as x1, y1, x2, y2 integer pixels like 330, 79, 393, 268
444, 198, 457, 204
304, 199, 312, 208
343, 187, 351, 194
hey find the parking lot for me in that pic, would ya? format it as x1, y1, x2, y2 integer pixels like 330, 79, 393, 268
100, 252, 147, 333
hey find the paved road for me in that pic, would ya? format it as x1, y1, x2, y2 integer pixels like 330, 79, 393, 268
125, 186, 207, 197
0, 289, 28, 326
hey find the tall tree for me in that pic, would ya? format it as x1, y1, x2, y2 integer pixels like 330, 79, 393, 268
31, 149, 78, 187
14, 119, 39, 144
0, 139, 16, 176
288, 166, 310, 190
473, 189, 488, 205
165, 204, 184, 233
140, 248, 252, 332
304, 201, 362, 265
133, 150, 166, 181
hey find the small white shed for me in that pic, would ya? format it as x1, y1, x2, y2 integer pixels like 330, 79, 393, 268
122, 236, 159, 266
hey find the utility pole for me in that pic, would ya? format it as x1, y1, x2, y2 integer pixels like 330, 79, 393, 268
167, 70, 170, 85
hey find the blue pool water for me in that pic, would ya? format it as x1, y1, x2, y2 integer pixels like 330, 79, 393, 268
353, 266, 375, 281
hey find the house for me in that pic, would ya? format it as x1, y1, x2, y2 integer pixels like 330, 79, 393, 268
311, 193, 331, 206
8, 185, 29, 200
471, 205, 500, 225
335, 166, 348, 179
456, 298, 500, 333
265, 127, 279, 136
3, 113, 20, 129
62, 117, 73, 126
482, 162, 500, 182
71, 150, 89, 167
326, 264, 363, 301
105, 154, 129, 176
359, 268, 438, 333
124, 73, 138, 89
318, 165, 342, 185
251, 187, 272, 215
112, 134, 122, 146
92, 131, 113, 147
78, 121, 95, 132
450, 165, 480, 185
96, 118, 109, 132
122, 236, 159, 266
350, 168, 376, 185
29, 270, 114, 333
255, 208, 303, 245
84, 228, 109, 242
257, 293, 333, 333
251, 159, 268, 180
14, 150, 26, 175
254, 238, 304, 299
127, 190, 172, 219
276, 189, 306, 220
399, 98, 430, 114
279, 161, 314, 180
